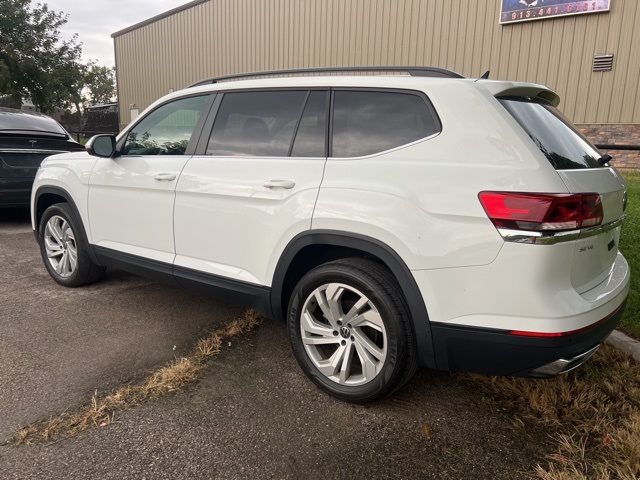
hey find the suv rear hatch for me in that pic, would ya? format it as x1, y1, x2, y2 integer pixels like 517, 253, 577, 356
497, 95, 627, 294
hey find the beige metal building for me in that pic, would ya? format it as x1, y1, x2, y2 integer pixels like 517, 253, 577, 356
112, 0, 640, 166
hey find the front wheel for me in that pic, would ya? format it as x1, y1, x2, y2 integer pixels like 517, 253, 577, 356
288, 258, 417, 403
39, 203, 106, 287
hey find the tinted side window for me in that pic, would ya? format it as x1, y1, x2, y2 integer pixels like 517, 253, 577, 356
499, 98, 602, 170
291, 91, 328, 157
207, 91, 307, 156
331, 90, 440, 157
123, 96, 208, 156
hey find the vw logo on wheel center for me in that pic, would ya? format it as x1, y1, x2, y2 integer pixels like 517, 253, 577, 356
340, 326, 351, 339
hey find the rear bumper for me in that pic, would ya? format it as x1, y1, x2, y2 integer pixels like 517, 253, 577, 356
430, 299, 626, 377
0, 179, 33, 206
0, 189, 32, 206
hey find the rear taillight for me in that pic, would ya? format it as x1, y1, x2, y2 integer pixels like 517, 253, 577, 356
479, 192, 603, 232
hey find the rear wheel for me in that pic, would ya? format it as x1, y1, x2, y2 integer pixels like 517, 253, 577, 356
39, 203, 106, 287
288, 258, 417, 403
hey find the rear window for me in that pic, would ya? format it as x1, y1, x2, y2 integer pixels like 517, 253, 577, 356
499, 98, 602, 170
0, 109, 67, 136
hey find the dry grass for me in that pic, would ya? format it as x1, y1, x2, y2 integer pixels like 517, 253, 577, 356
471, 344, 640, 479
9, 309, 263, 445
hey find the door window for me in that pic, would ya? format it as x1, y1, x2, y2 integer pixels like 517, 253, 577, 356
122, 95, 209, 156
206, 91, 308, 156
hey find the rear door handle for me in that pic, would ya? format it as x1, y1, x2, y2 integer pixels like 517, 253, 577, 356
154, 173, 177, 181
263, 179, 295, 189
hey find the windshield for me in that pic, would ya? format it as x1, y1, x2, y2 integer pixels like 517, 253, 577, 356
499, 98, 602, 170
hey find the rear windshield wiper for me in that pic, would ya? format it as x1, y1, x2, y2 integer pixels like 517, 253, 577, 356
597, 154, 613, 166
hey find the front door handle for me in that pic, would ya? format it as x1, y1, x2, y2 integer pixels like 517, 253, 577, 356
263, 179, 295, 189
154, 173, 177, 181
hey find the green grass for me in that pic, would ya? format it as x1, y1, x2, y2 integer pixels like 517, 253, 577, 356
619, 171, 640, 337
472, 344, 640, 479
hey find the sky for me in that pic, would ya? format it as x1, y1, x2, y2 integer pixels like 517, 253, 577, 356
43, 0, 191, 67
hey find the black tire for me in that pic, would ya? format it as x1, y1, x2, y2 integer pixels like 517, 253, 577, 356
38, 203, 106, 287
288, 258, 418, 403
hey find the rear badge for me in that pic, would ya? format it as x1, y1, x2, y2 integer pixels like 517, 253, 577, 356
608, 239, 615, 251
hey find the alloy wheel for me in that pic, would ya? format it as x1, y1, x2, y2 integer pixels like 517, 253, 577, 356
43, 215, 78, 278
300, 282, 388, 386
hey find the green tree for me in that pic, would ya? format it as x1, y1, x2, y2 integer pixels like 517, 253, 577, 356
60, 61, 88, 114
85, 63, 116, 105
0, 0, 83, 113
60, 62, 117, 114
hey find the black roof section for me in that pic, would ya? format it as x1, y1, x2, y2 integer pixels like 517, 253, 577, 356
188, 66, 465, 87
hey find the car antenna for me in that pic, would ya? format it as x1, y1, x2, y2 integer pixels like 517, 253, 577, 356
475, 70, 490, 82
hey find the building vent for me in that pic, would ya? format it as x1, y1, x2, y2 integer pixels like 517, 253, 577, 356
593, 54, 614, 72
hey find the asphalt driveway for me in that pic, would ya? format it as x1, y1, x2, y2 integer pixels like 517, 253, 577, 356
0, 208, 550, 479
0, 208, 244, 439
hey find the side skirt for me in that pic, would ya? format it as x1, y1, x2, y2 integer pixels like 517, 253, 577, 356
93, 246, 273, 317
173, 265, 272, 318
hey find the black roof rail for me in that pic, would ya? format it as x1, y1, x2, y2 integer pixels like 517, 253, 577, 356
188, 66, 464, 87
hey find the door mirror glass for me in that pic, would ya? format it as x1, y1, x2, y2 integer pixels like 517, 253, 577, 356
86, 134, 116, 158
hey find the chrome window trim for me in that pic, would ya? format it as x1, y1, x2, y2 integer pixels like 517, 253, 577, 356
498, 214, 626, 245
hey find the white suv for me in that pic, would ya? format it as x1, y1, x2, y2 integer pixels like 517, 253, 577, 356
31, 67, 630, 403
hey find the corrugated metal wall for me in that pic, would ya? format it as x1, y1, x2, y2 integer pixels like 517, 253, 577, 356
113, 0, 640, 125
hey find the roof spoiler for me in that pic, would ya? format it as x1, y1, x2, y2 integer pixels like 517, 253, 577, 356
477, 81, 560, 107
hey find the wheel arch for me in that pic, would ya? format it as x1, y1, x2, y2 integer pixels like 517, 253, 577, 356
33, 186, 100, 265
271, 230, 435, 368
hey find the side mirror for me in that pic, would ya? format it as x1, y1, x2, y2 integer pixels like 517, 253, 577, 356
86, 134, 117, 158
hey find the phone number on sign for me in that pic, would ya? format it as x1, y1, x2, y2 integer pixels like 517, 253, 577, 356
508, 2, 600, 21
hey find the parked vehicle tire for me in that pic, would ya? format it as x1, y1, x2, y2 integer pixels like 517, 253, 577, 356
288, 258, 418, 403
39, 203, 106, 287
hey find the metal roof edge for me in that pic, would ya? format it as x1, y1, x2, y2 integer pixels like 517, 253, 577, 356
111, 0, 208, 38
